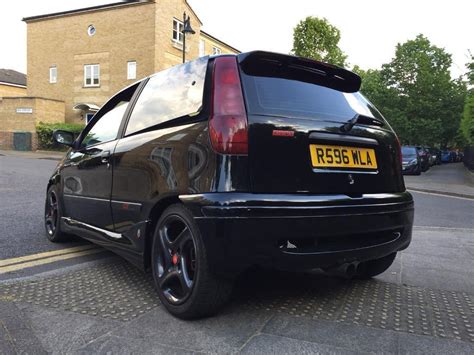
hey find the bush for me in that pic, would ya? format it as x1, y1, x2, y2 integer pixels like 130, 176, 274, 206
36, 122, 84, 150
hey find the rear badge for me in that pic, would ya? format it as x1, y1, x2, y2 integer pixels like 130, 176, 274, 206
348, 174, 355, 185
272, 130, 294, 137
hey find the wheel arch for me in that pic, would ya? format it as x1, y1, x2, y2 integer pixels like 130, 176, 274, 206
144, 194, 182, 270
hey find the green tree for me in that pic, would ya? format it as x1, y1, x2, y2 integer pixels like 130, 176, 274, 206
378, 34, 465, 146
360, 69, 409, 141
292, 17, 347, 67
460, 52, 474, 144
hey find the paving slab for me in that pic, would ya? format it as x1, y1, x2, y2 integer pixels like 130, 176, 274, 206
76, 334, 196, 354
0, 301, 46, 354
240, 334, 358, 355
17, 303, 122, 353
397, 332, 474, 354
101, 305, 273, 354
262, 314, 399, 353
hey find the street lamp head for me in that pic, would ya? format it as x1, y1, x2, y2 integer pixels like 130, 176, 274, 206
183, 15, 195, 35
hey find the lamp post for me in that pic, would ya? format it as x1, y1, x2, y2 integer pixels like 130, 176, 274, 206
182, 12, 195, 63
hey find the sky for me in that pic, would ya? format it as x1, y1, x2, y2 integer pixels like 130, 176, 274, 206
1, 0, 472, 78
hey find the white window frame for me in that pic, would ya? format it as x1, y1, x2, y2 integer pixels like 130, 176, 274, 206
212, 47, 222, 55
84, 64, 100, 87
199, 39, 205, 57
172, 19, 184, 44
49, 66, 57, 84
84, 112, 95, 124
127, 61, 137, 80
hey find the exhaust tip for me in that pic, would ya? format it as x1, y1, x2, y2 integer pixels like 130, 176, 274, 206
346, 263, 356, 278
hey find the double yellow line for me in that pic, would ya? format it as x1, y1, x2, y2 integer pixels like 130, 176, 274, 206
0, 245, 105, 275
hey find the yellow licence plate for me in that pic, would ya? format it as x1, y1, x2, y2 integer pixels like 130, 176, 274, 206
309, 144, 378, 169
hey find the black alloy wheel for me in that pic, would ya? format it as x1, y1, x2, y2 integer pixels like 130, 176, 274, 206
45, 189, 59, 237
152, 204, 233, 319
155, 214, 197, 305
44, 186, 70, 242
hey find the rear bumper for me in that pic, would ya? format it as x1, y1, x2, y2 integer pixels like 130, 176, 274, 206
180, 192, 414, 277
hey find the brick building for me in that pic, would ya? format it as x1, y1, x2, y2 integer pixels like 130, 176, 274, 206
0, 69, 27, 97
0, 0, 239, 150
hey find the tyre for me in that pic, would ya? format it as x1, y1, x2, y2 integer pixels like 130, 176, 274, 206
414, 165, 421, 175
44, 185, 71, 242
356, 252, 397, 279
151, 204, 233, 319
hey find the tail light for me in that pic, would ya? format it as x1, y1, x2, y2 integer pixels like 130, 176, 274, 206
209, 57, 248, 155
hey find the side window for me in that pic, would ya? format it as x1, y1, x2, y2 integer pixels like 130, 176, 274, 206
172, 19, 184, 43
199, 39, 205, 57
49, 66, 57, 83
81, 83, 138, 147
84, 64, 100, 87
125, 56, 208, 136
127, 61, 137, 80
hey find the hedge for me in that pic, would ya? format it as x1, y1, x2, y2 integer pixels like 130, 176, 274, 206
36, 122, 84, 150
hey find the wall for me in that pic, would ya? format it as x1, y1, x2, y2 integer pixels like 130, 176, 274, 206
0, 84, 27, 98
24, 0, 240, 127
26, 1, 156, 124
154, 0, 202, 71
0, 97, 65, 150
199, 33, 240, 56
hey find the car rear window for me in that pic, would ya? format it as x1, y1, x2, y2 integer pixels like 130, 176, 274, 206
402, 147, 417, 155
239, 73, 385, 123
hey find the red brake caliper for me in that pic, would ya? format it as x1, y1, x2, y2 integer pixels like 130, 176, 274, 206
172, 254, 179, 265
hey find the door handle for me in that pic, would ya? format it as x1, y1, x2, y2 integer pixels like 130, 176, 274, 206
101, 151, 111, 164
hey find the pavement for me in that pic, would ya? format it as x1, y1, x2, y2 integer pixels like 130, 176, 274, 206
404, 162, 474, 199
0, 151, 473, 354
0, 149, 65, 161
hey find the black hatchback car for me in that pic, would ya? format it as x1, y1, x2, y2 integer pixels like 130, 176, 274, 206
46, 51, 414, 319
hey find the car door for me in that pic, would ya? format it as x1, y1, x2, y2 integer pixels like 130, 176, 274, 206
110, 57, 210, 254
61, 83, 139, 232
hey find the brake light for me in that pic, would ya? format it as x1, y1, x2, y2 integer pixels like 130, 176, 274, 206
209, 57, 248, 155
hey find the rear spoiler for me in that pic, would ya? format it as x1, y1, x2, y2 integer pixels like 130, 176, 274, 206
237, 51, 361, 93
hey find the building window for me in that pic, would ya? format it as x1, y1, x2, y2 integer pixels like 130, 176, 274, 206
84, 64, 100, 87
49, 66, 57, 83
212, 47, 222, 55
172, 19, 184, 44
127, 61, 137, 80
85, 113, 95, 124
87, 24, 96, 36
199, 39, 205, 57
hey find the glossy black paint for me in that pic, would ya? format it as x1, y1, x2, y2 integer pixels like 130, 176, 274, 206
62, 140, 117, 231
47, 51, 414, 276
247, 114, 404, 195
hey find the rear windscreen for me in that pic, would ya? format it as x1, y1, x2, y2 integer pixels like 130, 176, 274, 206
402, 147, 417, 155
240, 73, 385, 123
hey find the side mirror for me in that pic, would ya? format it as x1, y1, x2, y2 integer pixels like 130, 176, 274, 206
53, 130, 75, 147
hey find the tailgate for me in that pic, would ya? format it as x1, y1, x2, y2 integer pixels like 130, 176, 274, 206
238, 51, 404, 195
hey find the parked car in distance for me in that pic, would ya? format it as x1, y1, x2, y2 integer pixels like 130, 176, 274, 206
402, 146, 421, 175
441, 150, 450, 163
416, 146, 430, 172
45, 51, 414, 319
454, 151, 463, 162
428, 148, 441, 165
441, 150, 455, 163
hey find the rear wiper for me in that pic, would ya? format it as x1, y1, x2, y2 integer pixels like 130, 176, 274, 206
340, 114, 384, 132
